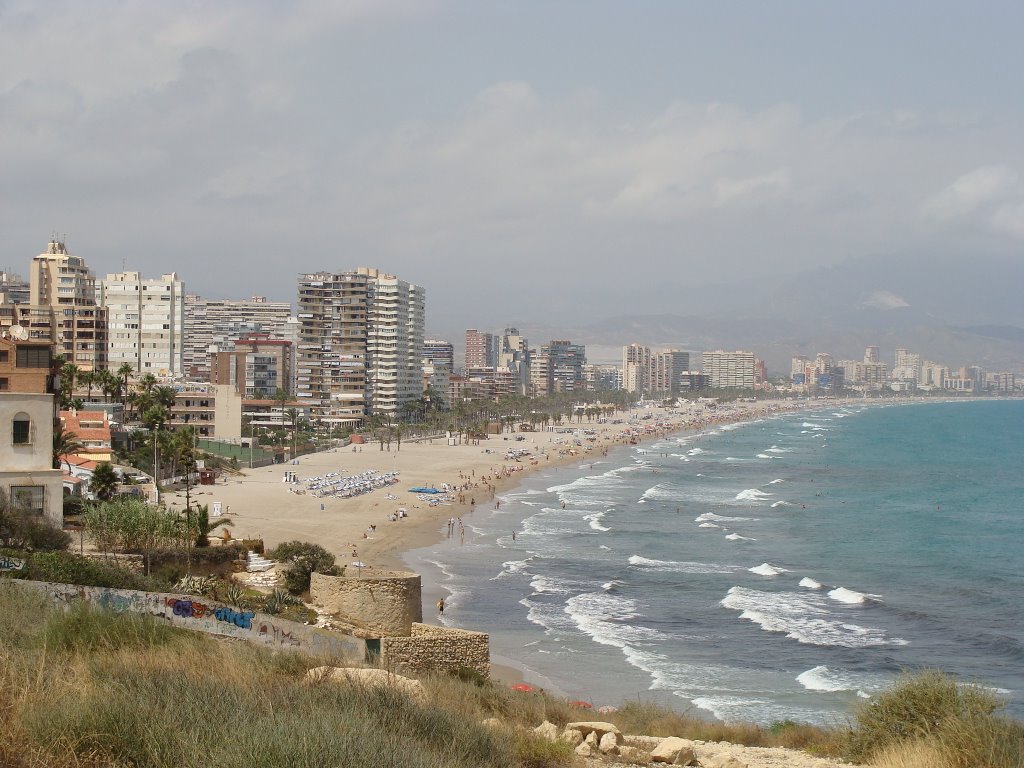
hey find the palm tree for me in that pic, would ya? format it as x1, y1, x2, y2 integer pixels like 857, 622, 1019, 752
116, 363, 134, 414
60, 363, 80, 408
80, 370, 96, 403
89, 462, 120, 501
193, 503, 234, 547
52, 425, 85, 471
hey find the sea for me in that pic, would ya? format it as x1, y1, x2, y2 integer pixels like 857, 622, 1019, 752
405, 399, 1024, 725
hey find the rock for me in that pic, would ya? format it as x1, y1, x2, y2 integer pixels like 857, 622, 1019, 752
650, 736, 697, 764
584, 730, 598, 746
560, 728, 584, 746
701, 756, 746, 768
533, 721, 559, 741
481, 718, 503, 729
566, 721, 622, 739
623, 734, 662, 750
305, 666, 427, 704
598, 731, 620, 755
574, 742, 594, 757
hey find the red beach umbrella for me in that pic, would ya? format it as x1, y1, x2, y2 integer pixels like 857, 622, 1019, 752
510, 683, 535, 692
569, 700, 593, 709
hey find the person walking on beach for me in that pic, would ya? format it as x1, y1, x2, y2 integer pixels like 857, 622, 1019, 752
436, 598, 445, 616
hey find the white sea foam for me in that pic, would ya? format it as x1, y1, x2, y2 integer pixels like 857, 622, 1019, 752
797, 666, 890, 695
765, 446, 793, 454
628, 555, 742, 574
695, 512, 755, 523
721, 586, 906, 648
725, 457, 742, 461
530, 574, 573, 594
602, 580, 622, 591
749, 563, 788, 576
829, 587, 881, 604
584, 512, 611, 532
699, 522, 720, 528
735, 488, 772, 501
688, 447, 705, 455
770, 501, 793, 508
768, 478, 785, 485
725, 533, 756, 541
756, 453, 778, 459
564, 592, 669, 649
799, 577, 823, 589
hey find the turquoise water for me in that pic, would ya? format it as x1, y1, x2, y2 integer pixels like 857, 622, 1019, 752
406, 400, 1024, 724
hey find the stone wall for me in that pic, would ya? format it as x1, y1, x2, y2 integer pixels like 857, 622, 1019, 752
9, 579, 365, 661
380, 622, 489, 678
310, 570, 422, 637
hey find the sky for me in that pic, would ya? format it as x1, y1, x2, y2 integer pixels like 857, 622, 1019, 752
2, 1, 1024, 336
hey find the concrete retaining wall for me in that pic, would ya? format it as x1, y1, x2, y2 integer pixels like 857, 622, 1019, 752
9, 579, 365, 661
310, 571, 422, 636
380, 622, 489, 678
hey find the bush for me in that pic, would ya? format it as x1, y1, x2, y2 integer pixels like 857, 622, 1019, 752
268, 541, 337, 595
5, 549, 156, 591
513, 733, 574, 768
0, 501, 71, 552
843, 670, 1003, 764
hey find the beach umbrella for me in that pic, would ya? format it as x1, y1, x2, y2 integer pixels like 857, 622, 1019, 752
569, 700, 593, 709
510, 683, 535, 692
350, 561, 369, 568
596, 705, 618, 714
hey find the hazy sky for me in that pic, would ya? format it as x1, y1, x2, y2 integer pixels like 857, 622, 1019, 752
2, 1, 1023, 334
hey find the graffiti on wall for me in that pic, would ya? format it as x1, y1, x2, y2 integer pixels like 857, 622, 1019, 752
9, 580, 363, 660
0, 556, 26, 572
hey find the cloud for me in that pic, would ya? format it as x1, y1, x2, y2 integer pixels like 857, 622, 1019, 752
2, 3, 1024, 325
922, 164, 1019, 221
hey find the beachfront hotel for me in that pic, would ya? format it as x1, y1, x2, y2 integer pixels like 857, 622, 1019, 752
296, 268, 424, 426
701, 350, 756, 389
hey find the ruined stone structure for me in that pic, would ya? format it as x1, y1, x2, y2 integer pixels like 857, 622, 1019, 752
381, 623, 490, 678
310, 570, 422, 637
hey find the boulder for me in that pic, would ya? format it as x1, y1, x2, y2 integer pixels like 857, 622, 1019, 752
533, 721, 559, 742
574, 742, 594, 757
598, 731, 620, 755
584, 730, 598, 746
566, 721, 622, 739
701, 756, 747, 768
305, 667, 427, 703
650, 736, 697, 764
560, 728, 584, 746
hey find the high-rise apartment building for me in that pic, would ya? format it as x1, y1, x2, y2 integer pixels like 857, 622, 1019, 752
423, 339, 455, 370
893, 348, 921, 382
26, 239, 107, 371
701, 350, 756, 389
864, 345, 880, 364
296, 268, 424, 424
464, 329, 496, 370
99, 271, 184, 376
623, 345, 689, 394
183, 295, 293, 380
210, 333, 292, 398
498, 328, 530, 396
622, 344, 652, 393
545, 340, 586, 393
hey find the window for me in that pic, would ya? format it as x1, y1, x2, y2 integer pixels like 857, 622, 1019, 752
0, 350, 8, 362
16, 346, 51, 368
0, 378, 8, 390
11, 486, 44, 515
12, 414, 30, 444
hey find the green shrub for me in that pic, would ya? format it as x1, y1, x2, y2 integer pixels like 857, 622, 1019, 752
241, 538, 264, 554
844, 670, 1002, 763
268, 541, 337, 595
8, 549, 153, 590
513, 732, 574, 768
0, 500, 72, 551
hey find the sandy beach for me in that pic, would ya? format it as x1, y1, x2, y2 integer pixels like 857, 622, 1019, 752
177, 399, 811, 574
